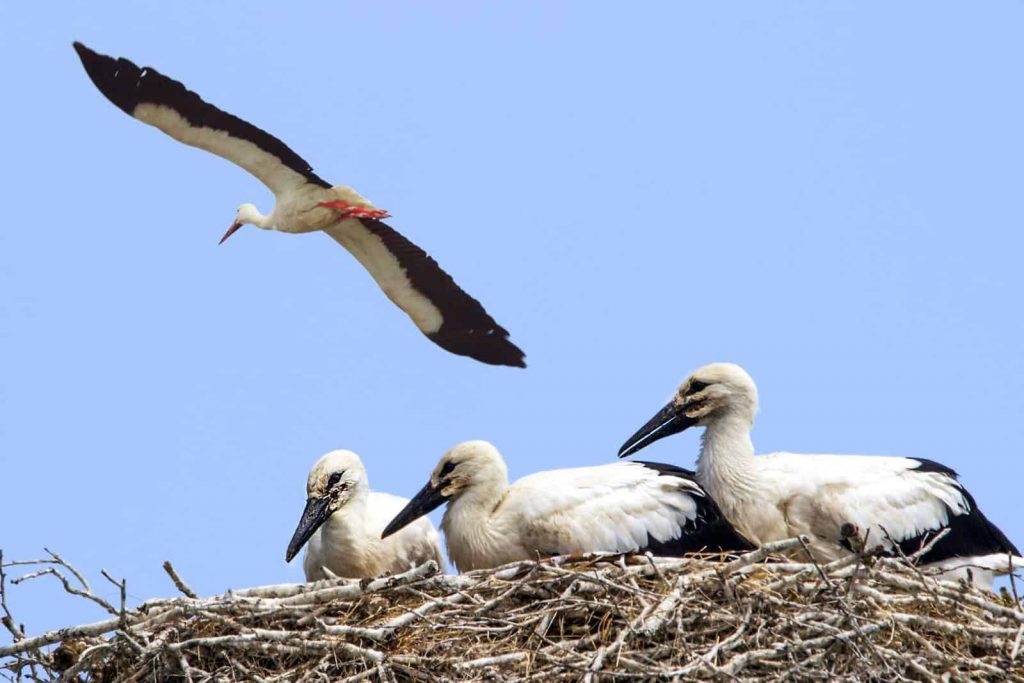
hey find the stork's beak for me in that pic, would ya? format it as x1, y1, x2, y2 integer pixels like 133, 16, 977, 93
618, 400, 698, 458
381, 480, 447, 539
219, 220, 243, 245
285, 496, 333, 562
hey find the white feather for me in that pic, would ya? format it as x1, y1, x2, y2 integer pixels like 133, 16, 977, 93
133, 103, 310, 194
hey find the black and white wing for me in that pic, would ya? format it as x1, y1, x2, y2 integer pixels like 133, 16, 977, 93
507, 461, 753, 556
325, 218, 527, 367
73, 42, 329, 194
766, 453, 1021, 571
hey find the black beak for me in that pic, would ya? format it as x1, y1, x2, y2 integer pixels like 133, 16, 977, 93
618, 400, 698, 458
285, 496, 333, 562
381, 480, 448, 539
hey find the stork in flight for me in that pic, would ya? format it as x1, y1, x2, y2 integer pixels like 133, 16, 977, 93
286, 450, 444, 580
382, 440, 752, 572
72, 42, 525, 368
618, 362, 1022, 588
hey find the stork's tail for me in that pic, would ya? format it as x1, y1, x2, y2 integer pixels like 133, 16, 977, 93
924, 554, 1024, 590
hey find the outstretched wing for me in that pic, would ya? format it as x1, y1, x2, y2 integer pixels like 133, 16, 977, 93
324, 218, 526, 368
73, 42, 330, 194
507, 461, 751, 556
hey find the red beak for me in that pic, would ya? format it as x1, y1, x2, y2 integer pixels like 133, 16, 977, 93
219, 221, 243, 245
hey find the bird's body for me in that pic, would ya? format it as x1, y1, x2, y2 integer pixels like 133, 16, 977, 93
303, 489, 442, 581
437, 460, 749, 571
287, 450, 443, 581
619, 363, 1021, 588
383, 440, 752, 572
226, 185, 373, 236
73, 42, 524, 367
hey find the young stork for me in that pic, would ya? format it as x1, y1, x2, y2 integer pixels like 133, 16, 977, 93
72, 42, 525, 368
286, 450, 443, 580
618, 363, 1021, 588
381, 440, 752, 572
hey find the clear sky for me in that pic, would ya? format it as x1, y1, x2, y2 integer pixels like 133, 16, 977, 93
2, 2, 1023, 634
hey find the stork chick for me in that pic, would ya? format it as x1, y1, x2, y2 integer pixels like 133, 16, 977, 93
618, 362, 1021, 588
287, 450, 443, 580
382, 440, 752, 572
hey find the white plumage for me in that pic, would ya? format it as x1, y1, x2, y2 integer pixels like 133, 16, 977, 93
72, 42, 524, 368
286, 450, 443, 581
381, 440, 751, 572
618, 363, 1021, 588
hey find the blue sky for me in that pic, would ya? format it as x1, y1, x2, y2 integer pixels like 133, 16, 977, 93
2, 2, 1023, 633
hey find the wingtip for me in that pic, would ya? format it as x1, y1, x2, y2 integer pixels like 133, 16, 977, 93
490, 345, 527, 369
503, 345, 528, 369
494, 336, 527, 369
71, 41, 98, 64
71, 41, 142, 117
474, 345, 528, 369
426, 329, 527, 368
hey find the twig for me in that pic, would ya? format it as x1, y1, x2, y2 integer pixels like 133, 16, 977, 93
162, 561, 198, 599
101, 569, 128, 630
0, 550, 25, 641
12, 567, 117, 616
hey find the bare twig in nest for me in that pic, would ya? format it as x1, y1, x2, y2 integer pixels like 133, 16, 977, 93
10, 551, 117, 617
906, 527, 951, 563
0, 551, 25, 642
162, 561, 198, 599
3, 541, 1023, 682
100, 569, 128, 630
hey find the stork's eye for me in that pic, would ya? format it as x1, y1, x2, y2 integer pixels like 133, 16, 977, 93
328, 471, 344, 487
688, 380, 709, 394
437, 461, 456, 481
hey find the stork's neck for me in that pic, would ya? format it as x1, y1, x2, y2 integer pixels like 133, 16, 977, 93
238, 204, 276, 230
320, 489, 372, 550
441, 478, 511, 572
696, 412, 759, 504
250, 209, 275, 229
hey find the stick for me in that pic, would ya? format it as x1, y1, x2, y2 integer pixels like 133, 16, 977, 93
162, 561, 198, 599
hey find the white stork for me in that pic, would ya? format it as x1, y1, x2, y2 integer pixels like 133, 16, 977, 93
72, 42, 525, 368
381, 440, 752, 572
618, 362, 1022, 588
286, 450, 443, 580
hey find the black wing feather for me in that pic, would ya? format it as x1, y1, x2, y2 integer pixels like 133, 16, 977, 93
360, 217, 526, 368
894, 461, 1020, 562
634, 461, 755, 555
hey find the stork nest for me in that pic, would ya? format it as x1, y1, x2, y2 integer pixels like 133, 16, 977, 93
2, 537, 1023, 682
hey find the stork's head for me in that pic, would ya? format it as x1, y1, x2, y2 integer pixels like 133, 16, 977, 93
381, 441, 507, 539
618, 363, 759, 458
220, 203, 266, 244
285, 450, 368, 563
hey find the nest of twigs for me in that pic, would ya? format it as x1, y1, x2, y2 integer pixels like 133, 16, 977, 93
2, 537, 1023, 682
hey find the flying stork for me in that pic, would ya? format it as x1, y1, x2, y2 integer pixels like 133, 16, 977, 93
381, 440, 752, 572
618, 362, 1021, 588
72, 42, 525, 368
286, 450, 444, 580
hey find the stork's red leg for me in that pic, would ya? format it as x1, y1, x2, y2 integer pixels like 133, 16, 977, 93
317, 201, 391, 220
